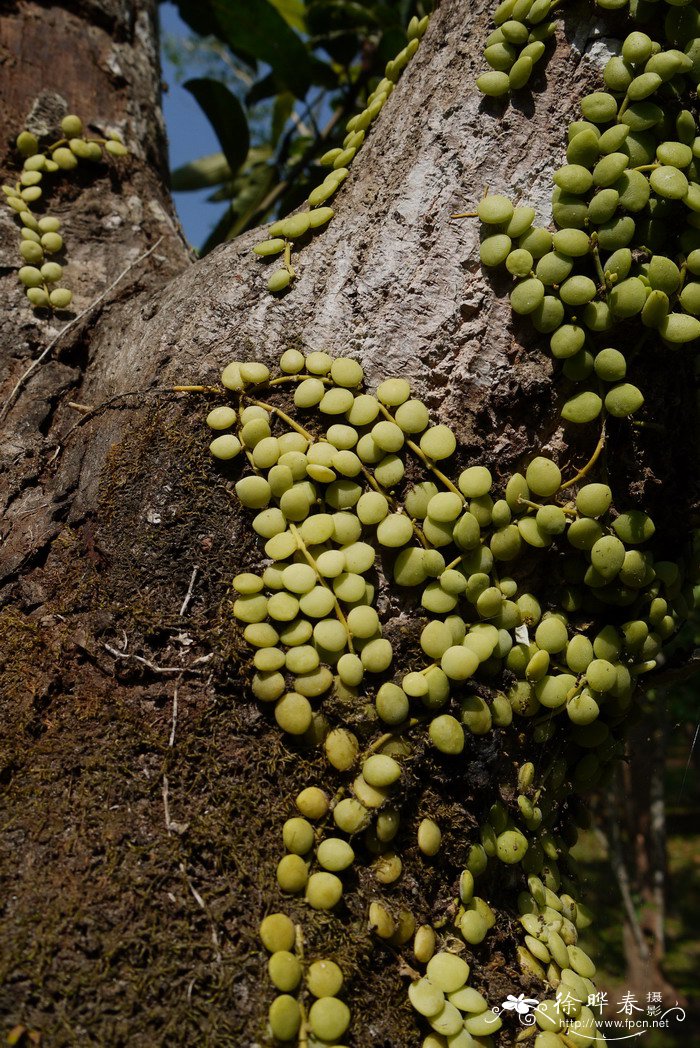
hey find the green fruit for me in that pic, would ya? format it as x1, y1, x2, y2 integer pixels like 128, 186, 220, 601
594, 347, 626, 381
506, 248, 534, 277
590, 535, 626, 579
308, 997, 350, 1042
476, 71, 511, 96
48, 287, 72, 309
561, 391, 602, 424
496, 829, 529, 864
305, 871, 343, 910
268, 951, 301, 992
567, 129, 599, 167
26, 287, 49, 307
506, 205, 536, 237
420, 424, 456, 460
268, 269, 291, 292
478, 194, 514, 224
409, 977, 445, 1018
511, 277, 545, 314
660, 312, 700, 343
588, 187, 619, 224
536, 251, 573, 285
427, 953, 470, 993
519, 226, 553, 257
18, 266, 43, 288
307, 959, 344, 997
253, 238, 285, 256
650, 165, 688, 199
613, 509, 655, 544
604, 382, 644, 417
19, 240, 43, 264
480, 234, 512, 266
40, 262, 62, 283
460, 909, 488, 944
580, 92, 617, 123
526, 456, 561, 497
576, 483, 612, 518
429, 715, 465, 754
609, 277, 646, 319
559, 275, 597, 306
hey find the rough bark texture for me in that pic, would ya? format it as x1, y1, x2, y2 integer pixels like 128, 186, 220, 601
0, 1, 696, 1046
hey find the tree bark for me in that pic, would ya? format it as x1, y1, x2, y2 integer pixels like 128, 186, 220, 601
0, 1, 695, 1045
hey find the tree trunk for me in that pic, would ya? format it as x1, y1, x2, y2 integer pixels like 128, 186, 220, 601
0, 1, 694, 1045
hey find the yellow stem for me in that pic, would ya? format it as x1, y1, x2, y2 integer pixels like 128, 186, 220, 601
558, 421, 606, 491
289, 523, 354, 653
246, 397, 315, 440
517, 495, 577, 518
376, 404, 464, 499
268, 374, 333, 387
172, 384, 222, 393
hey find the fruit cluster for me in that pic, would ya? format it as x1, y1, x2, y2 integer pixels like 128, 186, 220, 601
252, 15, 430, 295
476, 0, 557, 98
3, 114, 128, 311
470, 12, 700, 424
204, 343, 689, 1046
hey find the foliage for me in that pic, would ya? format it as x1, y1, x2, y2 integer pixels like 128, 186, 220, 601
164, 0, 431, 252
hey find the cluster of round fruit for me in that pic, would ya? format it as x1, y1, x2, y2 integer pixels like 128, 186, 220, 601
213, 7, 698, 1042
475, 21, 700, 423
476, 0, 556, 98
213, 351, 683, 736
253, 14, 430, 294
203, 347, 689, 1045
4, 113, 128, 311
409, 951, 502, 1043
260, 911, 351, 1045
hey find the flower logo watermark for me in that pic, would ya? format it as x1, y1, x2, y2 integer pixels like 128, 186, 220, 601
491, 990, 687, 1041
501, 993, 540, 1016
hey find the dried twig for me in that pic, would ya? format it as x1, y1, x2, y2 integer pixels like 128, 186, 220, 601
179, 566, 199, 617
179, 862, 223, 965
103, 642, 202, 676
1, 236, 164, 425
169, 685, 179, 749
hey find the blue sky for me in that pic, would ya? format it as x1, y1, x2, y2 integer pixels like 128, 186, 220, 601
160, 2, 225, 248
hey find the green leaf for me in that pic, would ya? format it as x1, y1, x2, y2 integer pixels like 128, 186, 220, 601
248, 71, 283, 106
269, 0, 307, 33
183, 78, 250, 177
204, 0, 331, 97
171, 151, 232, 192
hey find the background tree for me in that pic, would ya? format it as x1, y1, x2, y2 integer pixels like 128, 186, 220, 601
0, 1, 697, 1046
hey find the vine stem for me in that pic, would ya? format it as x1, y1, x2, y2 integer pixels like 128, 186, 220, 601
517, 495, 577, 518
247, 391, 429, 547
246, 396, 314, 439
268, 374, 332, 387
591, 243, 607, 288
558, 421, 607, 491
365, 716, 428, 756
376, 404, 464, 499
288, 522, 355, 653
172, 384, 221, 393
